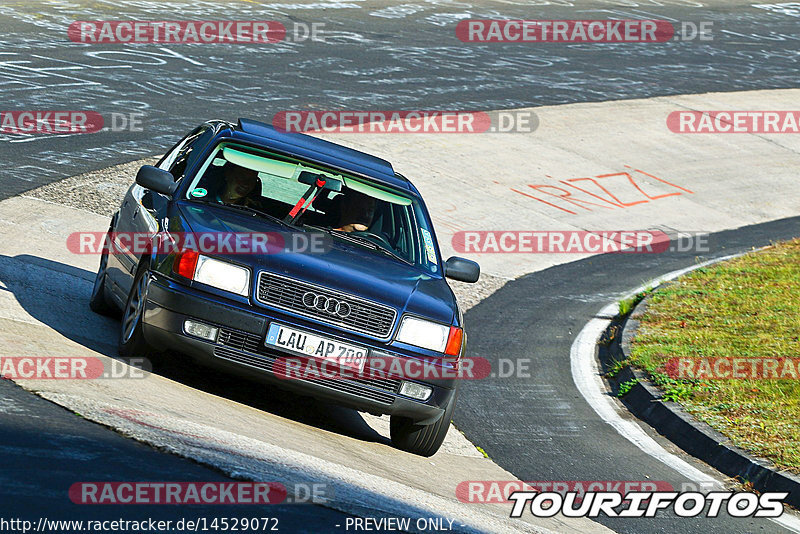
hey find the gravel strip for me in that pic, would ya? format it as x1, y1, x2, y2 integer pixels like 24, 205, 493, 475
22, 157, 509, 310
24, 157, 158, 217
447, 275, 508, 313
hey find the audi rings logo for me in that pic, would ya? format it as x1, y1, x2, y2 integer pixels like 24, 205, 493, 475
302, 291, 352, 318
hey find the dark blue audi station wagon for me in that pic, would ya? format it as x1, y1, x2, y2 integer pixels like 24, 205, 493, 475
90, 118, 480, 456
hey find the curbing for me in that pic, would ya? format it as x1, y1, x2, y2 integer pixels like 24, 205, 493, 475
604, 294, 800, 509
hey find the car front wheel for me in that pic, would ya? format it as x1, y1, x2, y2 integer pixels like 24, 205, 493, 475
390, 389, 457, 457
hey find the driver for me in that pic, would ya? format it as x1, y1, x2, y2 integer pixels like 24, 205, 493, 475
335, 191, 376, 233
218, 164, 261, 207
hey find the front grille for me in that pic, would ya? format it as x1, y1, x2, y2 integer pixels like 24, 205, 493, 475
215, 327, 400, 405
256, 271, 396, 339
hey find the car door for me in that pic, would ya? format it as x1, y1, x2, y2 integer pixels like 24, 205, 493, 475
108, 124, 215, 299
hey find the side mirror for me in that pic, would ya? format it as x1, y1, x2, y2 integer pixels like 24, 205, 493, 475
444, 256, 480, 283
136, 165, 177, 197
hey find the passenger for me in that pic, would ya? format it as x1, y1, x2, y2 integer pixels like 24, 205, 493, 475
335, 191, 376, 232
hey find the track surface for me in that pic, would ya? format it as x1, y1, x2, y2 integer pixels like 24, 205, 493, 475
2, 0, 800, 197
457, 216, 800, 533
0, 379, 355, 530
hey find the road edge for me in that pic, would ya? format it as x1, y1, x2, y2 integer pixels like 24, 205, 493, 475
569, 253, 800, 532
607, 291, 800, 508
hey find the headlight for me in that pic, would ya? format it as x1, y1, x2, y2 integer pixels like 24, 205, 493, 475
395, 316, 450, 352
194, 255, 250, 296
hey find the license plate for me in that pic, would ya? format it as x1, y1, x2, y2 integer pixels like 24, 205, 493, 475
265, 323, 368, 373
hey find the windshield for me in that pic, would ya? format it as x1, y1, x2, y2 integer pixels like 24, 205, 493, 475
184, 142, 441, 274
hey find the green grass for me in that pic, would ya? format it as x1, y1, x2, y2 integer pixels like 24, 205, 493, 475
618, 289, 651, 317
626, 238, 800, 471
618, 378, 639, 397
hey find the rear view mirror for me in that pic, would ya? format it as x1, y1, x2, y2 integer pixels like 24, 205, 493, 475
444, 256, 480, 283
136, 165, 177, 197
298, 171, 342, 192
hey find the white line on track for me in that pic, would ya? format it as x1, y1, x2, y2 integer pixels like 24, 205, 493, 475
569, 253, 800, 533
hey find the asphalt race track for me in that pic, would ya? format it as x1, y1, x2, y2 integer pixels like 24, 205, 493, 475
0, 378, 355, 530
2, 1, 800, 533
2, 0, 800, 198
457, 216, 800, 534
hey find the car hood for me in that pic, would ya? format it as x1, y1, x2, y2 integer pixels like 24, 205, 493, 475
174, 202, 456, 324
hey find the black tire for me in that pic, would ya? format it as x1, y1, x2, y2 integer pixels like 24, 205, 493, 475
89, 241, 116, 316
390, 389, 458, 457
119, 263, 156, 359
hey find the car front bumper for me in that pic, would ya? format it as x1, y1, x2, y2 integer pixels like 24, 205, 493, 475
141, 274, 455, 424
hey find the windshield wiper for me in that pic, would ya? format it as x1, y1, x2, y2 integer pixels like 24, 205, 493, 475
304, 225, 412, 265
208, 202, 299, 230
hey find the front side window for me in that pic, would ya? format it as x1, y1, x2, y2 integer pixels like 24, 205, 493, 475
183, 142, 440, 274
159, 126, 215, 180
